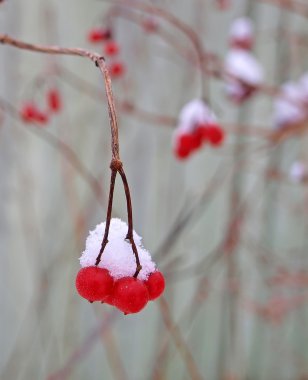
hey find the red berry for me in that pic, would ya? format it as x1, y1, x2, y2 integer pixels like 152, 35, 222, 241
113, 277, 149, 314
75, 266, 114, 302
191, 128, 203, 150
87, 28, 111, 43
20, 103, 39, 123
35, 111, 49, 125
109, 62, 125, 78
207, 124, 225, 147
47, 89, 61, 112
104, 294, 114, 306
230, 37, 254, 51
179, 133, 193, 151
104, 41, 119, 56
145, 271, 165, 301
174, 144, 190, 160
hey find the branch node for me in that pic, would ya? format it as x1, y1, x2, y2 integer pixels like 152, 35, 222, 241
110, 159, 123, 171
95, 56, 105, 67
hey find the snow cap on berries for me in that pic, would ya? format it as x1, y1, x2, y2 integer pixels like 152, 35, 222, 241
273, 81, 306, 129
229, 17, 254, 42
289, 161, 307, 183
225, 49, 263, 87
79, 218, 155, 281
177, 98, 216, 133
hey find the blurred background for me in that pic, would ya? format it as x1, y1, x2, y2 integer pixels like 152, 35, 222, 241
1, 0, 308, 379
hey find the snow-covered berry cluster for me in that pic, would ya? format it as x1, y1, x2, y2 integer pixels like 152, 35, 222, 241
224, 18, 263, 103
173, 99, 225, 160
76, 218, 165, 314
20, 88, 62, 126
273, 74, 308, 129
87, 27, 125, 79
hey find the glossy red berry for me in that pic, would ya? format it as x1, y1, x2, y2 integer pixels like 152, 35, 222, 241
47, 89, 61, 112
207, 124, 225, 147
104, 41, 119, 56
175, 144, 190, 160
145, 271, 165, 301
113, 277, 149, 314
76, 266, 114, 302
88, 28, 111, 43
20, 103, 39, 123
109, 62, 125, 78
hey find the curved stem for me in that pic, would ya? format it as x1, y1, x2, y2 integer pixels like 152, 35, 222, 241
118, 167, 142, 278
95, 169, 117, 266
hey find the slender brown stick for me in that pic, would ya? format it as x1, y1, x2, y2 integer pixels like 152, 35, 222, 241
118, 167, 142, 278
95, 168, 117, 266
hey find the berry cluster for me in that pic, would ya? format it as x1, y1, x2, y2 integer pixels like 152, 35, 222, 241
87, 27, 125, 79
76, 219, 165, 314
173, 99, 225, 160
174, 123, 225, 159
76, 267, 165, 314
224, 18, 263, 103
20, 88, 62, 126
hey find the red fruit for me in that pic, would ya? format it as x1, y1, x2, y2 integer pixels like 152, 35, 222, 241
76, 266, 114, 302
109, 62, 125, 78
113, 277, 149, 314
191, 128, 203, 150
47, 89, 61, 112
174, 144, 190, 160
20, 103, 39, 123
207, 124, 225, 147
87, 28, 111, 43
178, 133, 193, 151
35, 111, 49, 125
103, 293, 114, 306
104, 41, 119, 56
230, 37, 254, 51
145, 271, 165, 301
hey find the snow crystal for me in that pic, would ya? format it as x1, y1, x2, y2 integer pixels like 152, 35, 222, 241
289, 161, 307, 183
225, 49, 263, 86
79, 218, 156, 281
229, 17, 254, 41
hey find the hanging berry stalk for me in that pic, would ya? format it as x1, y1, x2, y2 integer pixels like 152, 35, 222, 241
0, 33, 165, 314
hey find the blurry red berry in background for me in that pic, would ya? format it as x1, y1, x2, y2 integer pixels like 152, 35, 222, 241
76, 266, 114, 302
35, 111, 49, 125
20, 103, 39, 123
175, 144, 190, 160
191, 128, 203, 150
230, 37, 254, 51
104, 41, 120, 56
207, 124, 225, 147
109, 62, 125, 78
87, 28, 112, 43
47, 89, 61, 112
145, 271, 165, 301
113, 277, 149, 314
